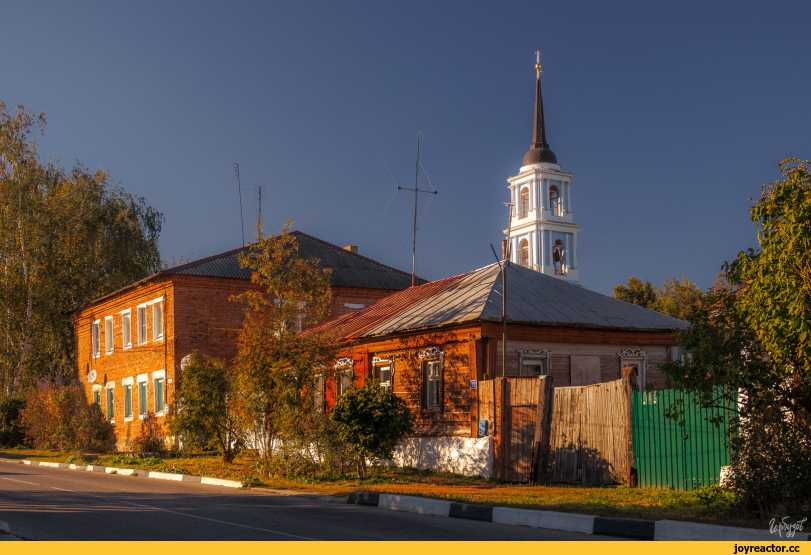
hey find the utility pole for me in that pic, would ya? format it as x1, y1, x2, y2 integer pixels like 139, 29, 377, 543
502, 202, 514, 378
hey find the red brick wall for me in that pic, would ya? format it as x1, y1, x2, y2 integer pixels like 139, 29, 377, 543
72, 277, 176, 450
329, 286, 400, 318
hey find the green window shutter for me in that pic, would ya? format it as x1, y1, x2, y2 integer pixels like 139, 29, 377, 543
154, 378, 164, 412
106, 389, 114, 421
139, 381, 147, 415
124, 385, 132, 418
93, 391, 100, 405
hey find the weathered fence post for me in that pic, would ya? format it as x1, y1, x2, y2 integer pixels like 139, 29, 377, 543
531, 375, 554, 484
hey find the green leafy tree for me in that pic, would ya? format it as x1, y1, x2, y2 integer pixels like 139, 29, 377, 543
0, 102, 163, 396
169, 354, 243, 462
0, 396, 25, 447
652, 275, 703, 321
331, 379, 415, 479
612, 276, 658, 308
232, 220, 339, 473
661, 160, 811, 516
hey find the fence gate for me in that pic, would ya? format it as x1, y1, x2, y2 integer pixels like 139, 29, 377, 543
631, 388, 734, 491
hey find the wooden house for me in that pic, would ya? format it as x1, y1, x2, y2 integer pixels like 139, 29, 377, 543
307, 262, 688, 477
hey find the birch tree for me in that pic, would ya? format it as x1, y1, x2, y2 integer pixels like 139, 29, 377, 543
0, 102, 163, 396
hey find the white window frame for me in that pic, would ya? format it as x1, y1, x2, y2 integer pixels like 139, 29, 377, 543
137, 304, 148, 345
619, 348, 648, 392
151, 300, 163, 341
518, 349, 551, 377
92, 384, 102, 405
314, 373, 325, 413
91, 320, 101, 358
120, 309, 132, 350
137, 373, 149, 418
105, 381, 115, 423
152, 369, 166, 415
372, 357, 393, 390
334, 358, 354, 396
122, 377, 134, 421
105, 316, 114, 355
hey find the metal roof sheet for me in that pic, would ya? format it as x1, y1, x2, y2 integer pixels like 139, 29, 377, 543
165, 231, 424, 290
308, 262, 689, 339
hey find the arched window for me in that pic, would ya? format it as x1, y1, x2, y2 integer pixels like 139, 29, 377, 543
553, 239, 565, 275
520, 239, 529, 267
549, 185, 560, 216
520, 188, 530, 218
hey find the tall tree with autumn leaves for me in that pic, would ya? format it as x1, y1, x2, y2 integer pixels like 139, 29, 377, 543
0, 103, 163, 396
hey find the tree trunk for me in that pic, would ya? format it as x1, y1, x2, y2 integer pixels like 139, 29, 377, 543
357, 456, 367, 480
11, 189, 34, 398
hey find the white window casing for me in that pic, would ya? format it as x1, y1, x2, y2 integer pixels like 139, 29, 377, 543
518, 349, 551, 377
152, 302, 163, 341
372, 357, 393, 389
419, 347, 444, 411
91, 320, 100, 358
121, 310, 132, 350
335, 358, 354, 396
104, 316, 114, 355
137, 305, 148, 345
619, 348, 648, 392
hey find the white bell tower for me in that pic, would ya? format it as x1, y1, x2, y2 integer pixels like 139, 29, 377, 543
505, 53, 580, 284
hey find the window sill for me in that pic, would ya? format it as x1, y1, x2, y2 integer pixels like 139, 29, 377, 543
106, 350, 114, 356
108, 420, 115, 424
123, 345, 132, 350
124, 416, 133, 422
138, 414, 148, 420
154, 410, 167, 417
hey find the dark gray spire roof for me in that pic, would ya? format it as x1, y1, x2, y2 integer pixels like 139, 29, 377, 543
523, 75, 558, 166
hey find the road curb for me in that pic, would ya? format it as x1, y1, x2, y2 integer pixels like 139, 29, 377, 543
4, 458, 246, 489
346, 491, 809, 541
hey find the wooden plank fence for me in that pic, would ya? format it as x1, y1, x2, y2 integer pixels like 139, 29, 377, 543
478, 376, 633, 485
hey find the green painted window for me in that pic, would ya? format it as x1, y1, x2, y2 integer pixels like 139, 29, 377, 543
124, 384, 132, 418
154, 377, 165, 413
93, 391, 100, 405
106, 389, 114, 421
138, 381, 148, 416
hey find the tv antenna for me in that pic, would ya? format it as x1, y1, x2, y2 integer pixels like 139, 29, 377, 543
234, 163, 245, 245
380, 132, 439, 286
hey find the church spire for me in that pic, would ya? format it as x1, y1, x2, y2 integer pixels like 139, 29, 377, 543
523, 52, 558, 166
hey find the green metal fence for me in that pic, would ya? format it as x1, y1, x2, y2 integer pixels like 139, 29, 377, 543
631, 388, 734, 491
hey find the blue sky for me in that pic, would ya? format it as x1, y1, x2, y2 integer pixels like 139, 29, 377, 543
2, 1, 809, 295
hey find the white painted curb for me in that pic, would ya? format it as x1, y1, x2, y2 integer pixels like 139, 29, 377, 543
378, 494, 451, 517
200, 477, 245, 488
492, 507, 541, 527
147, 471, 184, 481
655, 520, 811, 541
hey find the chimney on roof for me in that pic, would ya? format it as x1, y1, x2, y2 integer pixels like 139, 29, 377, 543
344, 245, 358, 254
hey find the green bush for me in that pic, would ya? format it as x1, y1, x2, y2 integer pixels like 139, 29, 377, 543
0, 396, 25, 447
331, 379, 415, 479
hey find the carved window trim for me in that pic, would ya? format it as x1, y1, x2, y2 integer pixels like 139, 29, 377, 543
334, 357, 354, 396
619, 348, 647, 391
517, 349, 551, 377
418, 348, 444, 412
372, 356, 394, 389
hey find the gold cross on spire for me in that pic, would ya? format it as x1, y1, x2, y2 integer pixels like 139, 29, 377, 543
535, 51, 542, 77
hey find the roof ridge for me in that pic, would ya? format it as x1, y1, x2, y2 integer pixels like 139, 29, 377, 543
290, 231, 425, 282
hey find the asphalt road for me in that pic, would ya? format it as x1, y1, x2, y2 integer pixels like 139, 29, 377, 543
0, 460, 622, 541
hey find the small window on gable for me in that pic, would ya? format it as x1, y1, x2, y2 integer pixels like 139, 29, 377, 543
519, 239, 529, 267
152, 302, 163, 341
553, 239, 566, 275
549, 185, 560, 216
335, 358, 353, 397
521, 187, 530, 218
91, 320, 100, 358
105, 317, 114, 354
122, 311, 132, 349
137, 306, 147, 344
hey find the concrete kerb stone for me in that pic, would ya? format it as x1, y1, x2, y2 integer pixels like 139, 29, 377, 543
492, 507, 542, 527
449, 502, 493, 522
593, 516, 656, 540
655, 520, 811, 542
13, 458, 246, 489
378, 494, 451, 517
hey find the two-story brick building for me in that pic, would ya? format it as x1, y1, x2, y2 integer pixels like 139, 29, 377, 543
70, 231, 425, 449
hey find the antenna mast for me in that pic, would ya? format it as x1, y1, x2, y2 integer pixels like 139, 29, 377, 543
395, 132, 438, 286
234, 163, 245, 245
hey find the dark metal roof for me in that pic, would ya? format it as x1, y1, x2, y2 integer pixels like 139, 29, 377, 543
523, 73, 557, 166
307, 263, 689, 340
164, 231, 425, 290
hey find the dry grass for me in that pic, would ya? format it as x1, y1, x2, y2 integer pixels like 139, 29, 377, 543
0, 448, 759, 529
